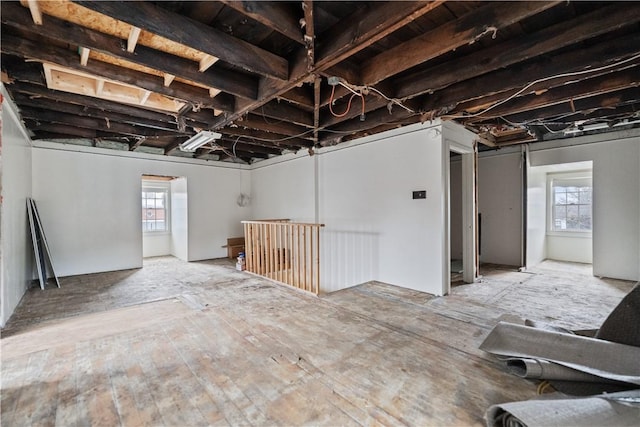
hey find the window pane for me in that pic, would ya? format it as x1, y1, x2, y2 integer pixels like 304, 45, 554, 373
142, 186, 169, 232
578, 206, 591, 230
566, 191, 579, 205
551, 174, 592, 232
554, 206, 566, 230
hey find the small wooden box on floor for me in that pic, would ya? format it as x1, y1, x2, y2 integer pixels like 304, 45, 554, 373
223, 237, 245, 259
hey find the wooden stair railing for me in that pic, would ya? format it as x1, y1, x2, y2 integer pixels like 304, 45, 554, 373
242, 220, 325, 295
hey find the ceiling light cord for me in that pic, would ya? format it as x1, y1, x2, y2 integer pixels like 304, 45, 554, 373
329, 85, 366, 119
331, 77, 415, 114
367, 86, 415, 114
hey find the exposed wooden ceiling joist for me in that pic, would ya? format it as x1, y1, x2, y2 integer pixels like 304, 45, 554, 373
20, 107, 186, 138
397, 2, 640, 100
314, 1, 446, 72
1, 34, 232, 113
73, 0, 289, 80
360, 1, 561, 86
460, 67, 640, 123
218, 0, 304, 45
480, 87, 640, 126
422, 32, 640, 116
12, 93, 191, 133
2, 1, 639, 161
1, 3, 252, 101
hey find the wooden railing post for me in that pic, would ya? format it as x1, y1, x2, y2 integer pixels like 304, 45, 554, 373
241, 220, 324, 295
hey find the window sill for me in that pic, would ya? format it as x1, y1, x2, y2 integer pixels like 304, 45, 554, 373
143, 231, 171, 236
546, 231, 592, 238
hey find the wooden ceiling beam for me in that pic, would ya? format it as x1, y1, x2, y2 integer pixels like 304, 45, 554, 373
221, 127, 311, 149
259, 101, 314, 128
542, 103, 640, 126
190, 140, 269, 160
458, 66, 640, 122
26, 121, 99, 139
215, 138, 283, 156
19, 107, 185, 138
1, 57, 45, 84
209, 1, 444, 131
235, 115, 313, 140
314, 1, 445, 73
1, 34, 232, 112
303, 0, 315, 70
397, 2, 640, 100
277, 87, 314, 111
1, 3, 253, 101
313, 77, 321, 143
361, 1, 560, 86
218, 1, 304, 44
32, 131, 94, 141
319, 95, 389, 129
12, 93, 192, 133
319, 106, 415, 142
73, 0, 288, 80
321, 63, 360, 88
482, 87, 640, 125
422, 32, 640, 116
28, 125, 153, 145
319, 84, 350, 108
6, 81, 209, 128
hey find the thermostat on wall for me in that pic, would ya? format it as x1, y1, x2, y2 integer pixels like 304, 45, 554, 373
413, 190, 426, 199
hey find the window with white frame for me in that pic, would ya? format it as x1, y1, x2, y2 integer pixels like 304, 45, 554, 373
549, 172, 592, 232
142, 184, 170, 232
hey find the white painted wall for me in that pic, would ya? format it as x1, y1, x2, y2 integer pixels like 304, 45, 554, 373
142, 232, 171, 258
526, 162, 547, 267
31, 142, 251, 276
477, 151, 522, 266
250, 154, 315, 222
530, 131, 639, 280
1, 87, 33, 327
546, 235, 592, 263
250, 121, 475, 295
171, 177, 188, 261
318, 124, 447, 294
142, 180, 172, 258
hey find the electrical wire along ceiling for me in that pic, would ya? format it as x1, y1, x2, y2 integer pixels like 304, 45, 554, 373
1, 1, 639, 162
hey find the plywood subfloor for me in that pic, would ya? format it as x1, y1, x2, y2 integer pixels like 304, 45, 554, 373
1, 257, 635, 426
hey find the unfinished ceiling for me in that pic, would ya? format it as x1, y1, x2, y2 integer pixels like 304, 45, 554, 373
2, 1, 639, 163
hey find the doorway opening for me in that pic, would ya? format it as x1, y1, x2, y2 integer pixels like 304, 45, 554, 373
141, 175, 188, 261
526, 161, 593, 270
450, 152, 464, 286
444, 138, 477, 295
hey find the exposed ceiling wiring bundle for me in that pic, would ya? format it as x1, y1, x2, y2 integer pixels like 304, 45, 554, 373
326, 76, 416, 122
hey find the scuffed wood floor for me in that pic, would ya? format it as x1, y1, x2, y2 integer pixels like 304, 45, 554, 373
1, 257, 635, 426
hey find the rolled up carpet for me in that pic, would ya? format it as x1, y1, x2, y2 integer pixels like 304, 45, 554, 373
480, 321, 640, 394
596, 283, 640, 347
485, 389, 640, 427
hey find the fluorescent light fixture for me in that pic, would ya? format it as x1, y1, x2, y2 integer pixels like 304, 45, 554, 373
179, 130, 222, 152
564, 119, 640, 135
